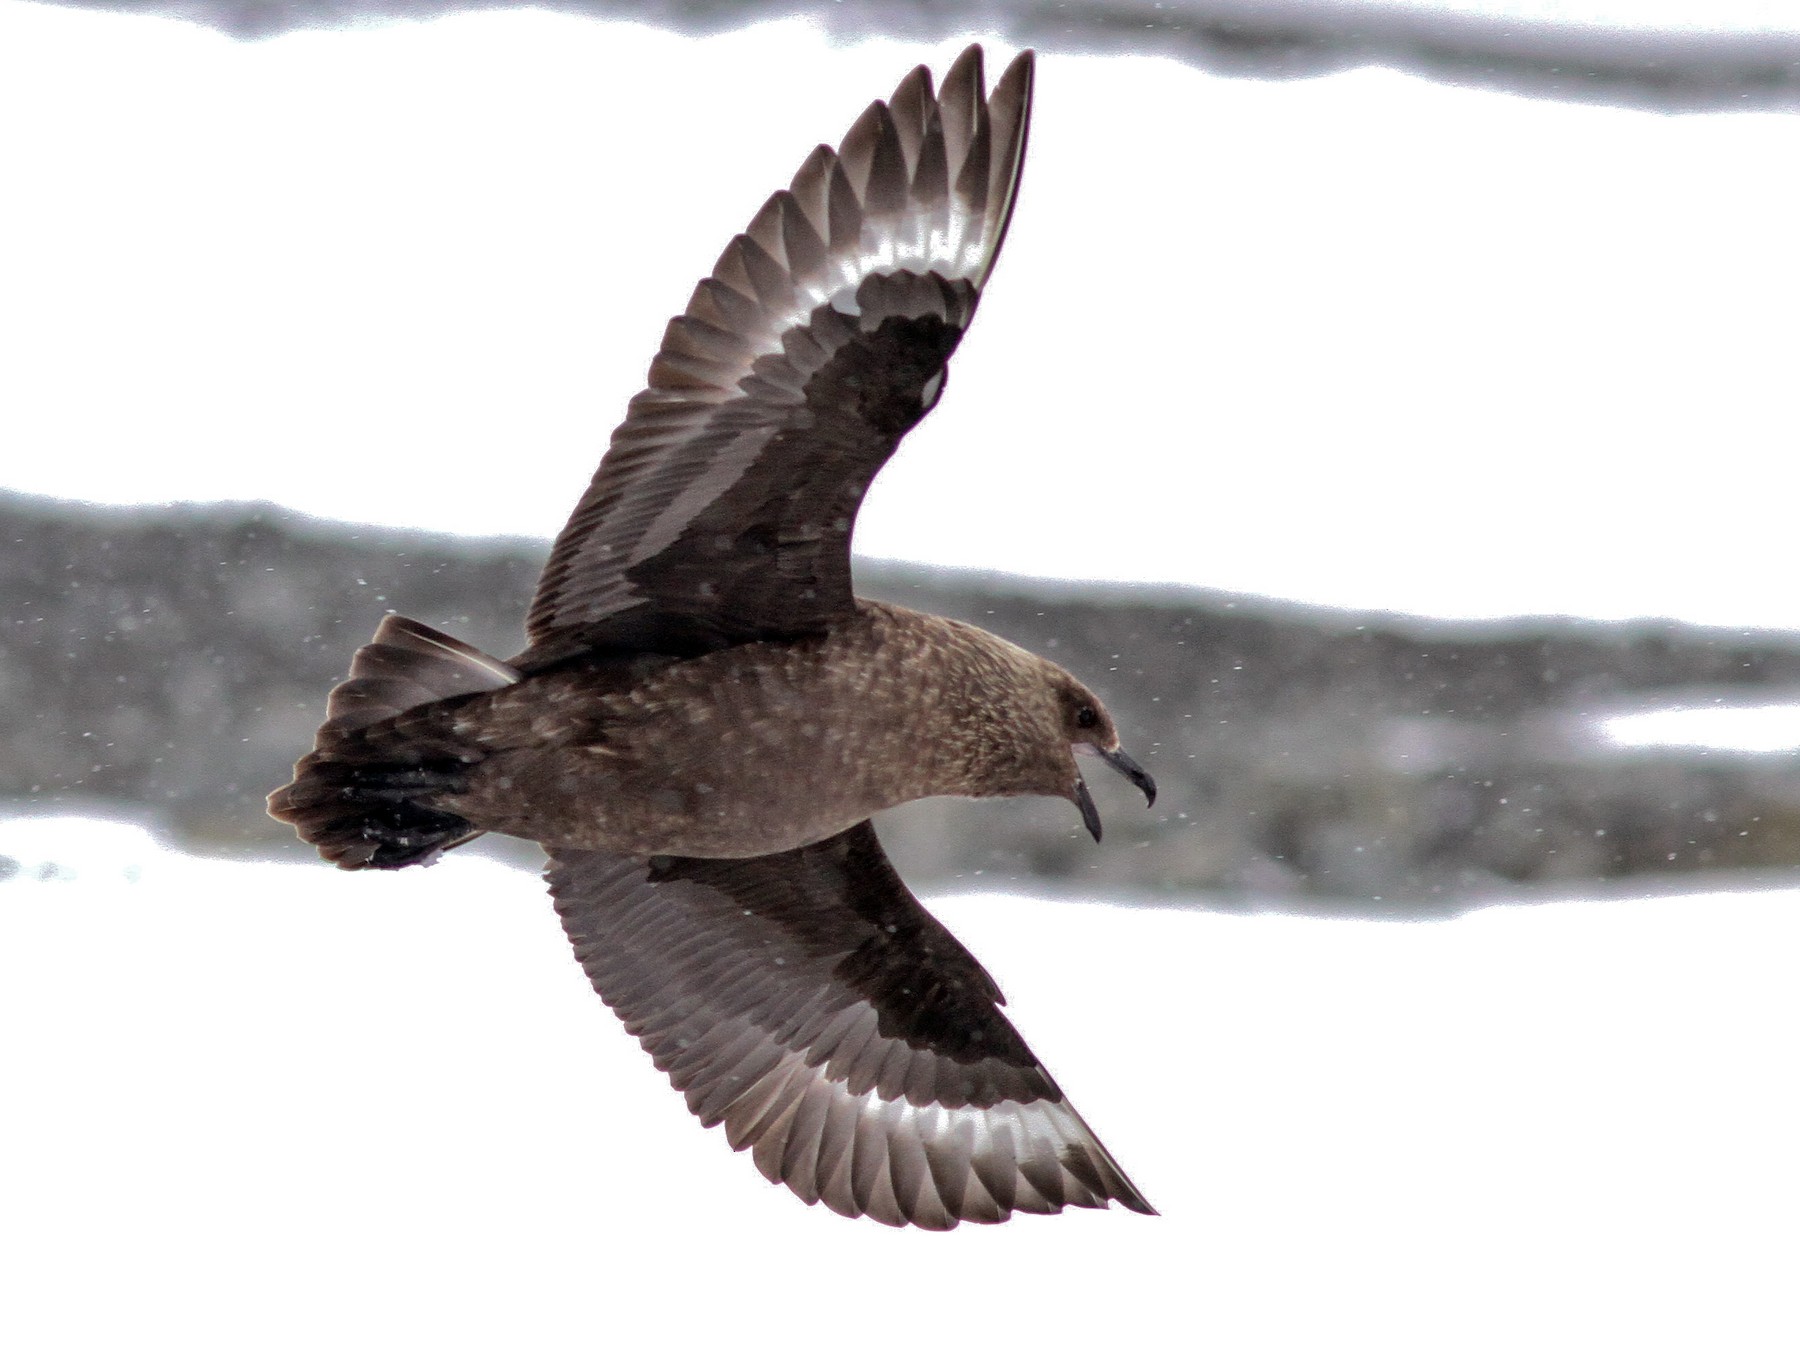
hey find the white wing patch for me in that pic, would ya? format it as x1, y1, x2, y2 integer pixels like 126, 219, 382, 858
712, 1027, 1147, 1229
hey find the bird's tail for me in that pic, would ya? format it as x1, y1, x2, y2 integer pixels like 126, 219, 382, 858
268, 615, 519, 870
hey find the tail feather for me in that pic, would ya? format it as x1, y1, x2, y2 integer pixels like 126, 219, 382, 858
269, 616, 519, 870
324, 615, 520, 733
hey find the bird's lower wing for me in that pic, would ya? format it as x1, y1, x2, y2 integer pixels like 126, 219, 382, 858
545, 821, 1152, 1228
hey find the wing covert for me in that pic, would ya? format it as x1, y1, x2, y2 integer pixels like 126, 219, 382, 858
521, 46, 1034, 663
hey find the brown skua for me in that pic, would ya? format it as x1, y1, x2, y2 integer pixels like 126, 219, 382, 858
271, 45, 1158, 1228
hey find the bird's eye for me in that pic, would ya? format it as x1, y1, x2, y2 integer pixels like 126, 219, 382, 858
1075, 705, 1099, 730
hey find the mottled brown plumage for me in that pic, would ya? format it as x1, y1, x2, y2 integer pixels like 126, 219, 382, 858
269, 45, 1159, 1228
406, 601, 1117, 858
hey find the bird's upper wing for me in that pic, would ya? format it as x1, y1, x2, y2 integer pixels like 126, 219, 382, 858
545, 821, 1152, 1229
520, 46, 1032, 663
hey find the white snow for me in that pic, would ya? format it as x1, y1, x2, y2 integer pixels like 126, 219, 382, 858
1, 815, 1796, 1348
1602, 701, 1800, 752
1387, 0, 1800, 28
3, 3, 1798, 625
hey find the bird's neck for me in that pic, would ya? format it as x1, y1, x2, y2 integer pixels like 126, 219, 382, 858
844, 600, 1065, 804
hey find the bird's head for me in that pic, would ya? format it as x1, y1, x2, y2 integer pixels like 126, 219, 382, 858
933, 616, 1157, 839
1045, 671, 1157, 842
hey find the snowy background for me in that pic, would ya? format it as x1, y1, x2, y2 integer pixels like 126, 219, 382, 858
3, 2, 1798, 1345
7, 1, 1800, 622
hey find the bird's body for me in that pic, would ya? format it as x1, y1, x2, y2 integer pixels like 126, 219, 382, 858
271, 45, 1160, 1228
348, 601, 1103, 859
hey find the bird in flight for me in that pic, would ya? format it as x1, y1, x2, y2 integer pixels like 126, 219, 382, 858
270, 44, 1157, 1228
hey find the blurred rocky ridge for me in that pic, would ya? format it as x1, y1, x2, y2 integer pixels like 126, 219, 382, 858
50, 0, 1800, 113
5, 490, 1800, 916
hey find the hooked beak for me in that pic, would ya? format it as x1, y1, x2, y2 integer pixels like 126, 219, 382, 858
1073, 746, 1158, 843
1101, 746, 1157, 808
